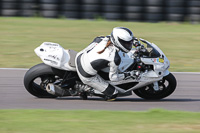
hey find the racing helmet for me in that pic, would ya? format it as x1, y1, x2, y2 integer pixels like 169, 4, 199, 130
110, 27, 134, 53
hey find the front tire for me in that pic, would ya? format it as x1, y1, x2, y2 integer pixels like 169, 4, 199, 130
24, 63, 59, 98
133, 73, 177, 100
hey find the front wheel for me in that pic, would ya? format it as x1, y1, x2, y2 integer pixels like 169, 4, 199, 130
133, 73, 177, 100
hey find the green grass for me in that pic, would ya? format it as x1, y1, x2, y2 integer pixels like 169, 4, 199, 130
0, 17, 200, 71
0, 109, 200, 133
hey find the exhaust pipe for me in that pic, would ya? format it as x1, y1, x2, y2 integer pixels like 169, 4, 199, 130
46, 83, 70, 96
46, 83, 56, 95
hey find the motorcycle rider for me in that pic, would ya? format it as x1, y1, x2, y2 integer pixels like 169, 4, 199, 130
75, 27, 140, 100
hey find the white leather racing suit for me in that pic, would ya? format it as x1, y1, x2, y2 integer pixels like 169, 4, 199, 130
75, 36, 128, 97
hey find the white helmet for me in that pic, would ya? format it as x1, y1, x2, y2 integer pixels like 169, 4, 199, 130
110, 27, 134, 53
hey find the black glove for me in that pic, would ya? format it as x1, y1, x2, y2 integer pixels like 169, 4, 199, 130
137, 45, 147, 52
133, 38, 141, 47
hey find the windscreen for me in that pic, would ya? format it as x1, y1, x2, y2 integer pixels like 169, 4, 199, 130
146, 43, 161, 58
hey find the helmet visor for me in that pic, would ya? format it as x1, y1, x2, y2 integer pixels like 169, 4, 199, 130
118, 38, 133, 51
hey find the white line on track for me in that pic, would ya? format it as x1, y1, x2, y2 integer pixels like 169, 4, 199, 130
172, 72, 200, 75
0, 68, 28, 70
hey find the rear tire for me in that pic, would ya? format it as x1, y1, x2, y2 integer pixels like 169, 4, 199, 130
24, 63, 58, 98
133, 73, 177, 100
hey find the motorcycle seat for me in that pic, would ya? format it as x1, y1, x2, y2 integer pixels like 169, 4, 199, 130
67, 49, 78, 68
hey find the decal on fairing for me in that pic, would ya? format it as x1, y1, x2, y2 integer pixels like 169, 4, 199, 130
48, 55, 60, 61
43, 42, 59, 47
44, 58, 58, 65
154, 58, 164, 63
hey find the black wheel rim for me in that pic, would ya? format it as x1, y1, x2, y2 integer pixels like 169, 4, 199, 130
29, 74, 59, 97
136, 77, 171, 99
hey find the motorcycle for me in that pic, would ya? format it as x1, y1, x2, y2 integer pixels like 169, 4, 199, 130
24, 38, 177, 100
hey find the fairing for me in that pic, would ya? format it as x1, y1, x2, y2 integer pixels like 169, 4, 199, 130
34, 42, 76, 71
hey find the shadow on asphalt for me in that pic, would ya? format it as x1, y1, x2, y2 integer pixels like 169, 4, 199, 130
55, 97, 200, 102
115, 98, 200, 102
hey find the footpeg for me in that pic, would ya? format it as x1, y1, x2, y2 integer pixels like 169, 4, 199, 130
74, 82, 91, 92
46, 83, 70, 96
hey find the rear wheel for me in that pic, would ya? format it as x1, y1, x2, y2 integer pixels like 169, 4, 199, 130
133, 73, 177, 100
24, 63, 60, 98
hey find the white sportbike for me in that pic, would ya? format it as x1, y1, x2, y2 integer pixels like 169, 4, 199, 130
24, 38, 177, 100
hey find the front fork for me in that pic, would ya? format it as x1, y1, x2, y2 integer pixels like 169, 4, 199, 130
153, 70, 170, 91
153, 81, 159, 91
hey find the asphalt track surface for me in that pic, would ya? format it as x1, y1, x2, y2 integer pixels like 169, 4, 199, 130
0, 68, 200, 112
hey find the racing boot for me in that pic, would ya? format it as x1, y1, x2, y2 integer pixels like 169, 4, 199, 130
102, 84, 118, 101
104, 93, 118, 101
